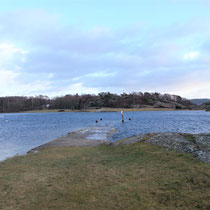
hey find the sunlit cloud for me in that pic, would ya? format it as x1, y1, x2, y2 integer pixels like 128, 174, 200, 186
0, 4, 209, 98
183, 51, 200, 61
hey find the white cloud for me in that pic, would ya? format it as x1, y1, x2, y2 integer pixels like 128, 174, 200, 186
0, 68, 53, 96
47, 83, 99, 96
172, 81, 210, 99
0, 10, 210, 98
183, 51, 200, 61
0, 43, 26, 55
0, 43, 28, 68
86, 71, 117, 78
0, 41, 53, 96
48, 73, 55, 79
0, 69, 19, 87
67, 83, 99, 94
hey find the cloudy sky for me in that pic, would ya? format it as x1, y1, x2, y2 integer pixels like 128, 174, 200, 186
0, 0, 210, 98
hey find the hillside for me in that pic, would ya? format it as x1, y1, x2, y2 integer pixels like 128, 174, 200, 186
199, 102, 210, 111
190, 98, 210, 106
0, 92, 195, 113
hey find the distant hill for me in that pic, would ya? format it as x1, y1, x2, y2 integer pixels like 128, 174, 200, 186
199, 101, 210, 111
190, 98, 210, 106
0, 92, 195, 113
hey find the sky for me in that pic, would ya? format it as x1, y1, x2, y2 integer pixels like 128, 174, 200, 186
0, 0, 210, 98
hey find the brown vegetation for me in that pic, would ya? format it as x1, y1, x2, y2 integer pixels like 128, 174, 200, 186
0, 142, 210, 209
0, 92, 194, 113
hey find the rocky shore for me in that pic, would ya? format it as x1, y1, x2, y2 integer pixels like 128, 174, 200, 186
115, 132, 210, 163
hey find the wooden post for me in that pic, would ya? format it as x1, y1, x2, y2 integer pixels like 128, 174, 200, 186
121, 110, 124, 123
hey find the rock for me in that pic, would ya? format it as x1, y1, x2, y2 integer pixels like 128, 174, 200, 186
116, 132, 210, 163
146, 133, 196, 153
193, 134, 210, 162
153, 102, 174, 108
206, 107, 210, 111
196, 151, 210, 163
58, 109, 65, 112
199, 102, 210, 111
194, 134, 210, 152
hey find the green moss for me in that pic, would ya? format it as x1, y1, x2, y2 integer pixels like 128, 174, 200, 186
181, 133, 197, 144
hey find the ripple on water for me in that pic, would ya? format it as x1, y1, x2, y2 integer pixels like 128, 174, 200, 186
0, 111, 210, 161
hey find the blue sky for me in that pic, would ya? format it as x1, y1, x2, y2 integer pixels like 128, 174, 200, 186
0, 0, 210, 98
1, 0, 208, 28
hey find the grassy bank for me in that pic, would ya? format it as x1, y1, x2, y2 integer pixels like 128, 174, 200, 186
0, 142, 210, 209
22, 107, 176, 113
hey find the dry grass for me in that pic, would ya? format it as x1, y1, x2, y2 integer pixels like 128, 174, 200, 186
0, 142, 210, 209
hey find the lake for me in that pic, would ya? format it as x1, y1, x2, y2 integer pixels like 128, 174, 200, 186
0, 110, 210, 161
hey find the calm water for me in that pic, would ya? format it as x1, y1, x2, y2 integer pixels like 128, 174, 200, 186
0, 110, 210, 161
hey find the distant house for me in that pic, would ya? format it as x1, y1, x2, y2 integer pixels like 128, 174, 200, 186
41, 104, 50, 109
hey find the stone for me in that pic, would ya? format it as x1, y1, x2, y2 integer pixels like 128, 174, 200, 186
116, 132, 210, 163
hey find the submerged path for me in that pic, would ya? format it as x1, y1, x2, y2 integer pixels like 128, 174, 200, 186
30, 126, 113, 152
29, 125, 210, 163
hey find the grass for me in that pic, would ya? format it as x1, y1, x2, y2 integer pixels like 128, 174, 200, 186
0, 142, 210, 209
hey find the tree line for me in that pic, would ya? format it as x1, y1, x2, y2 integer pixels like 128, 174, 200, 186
0, 92, 194, 113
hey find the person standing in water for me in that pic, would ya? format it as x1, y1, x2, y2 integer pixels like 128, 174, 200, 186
121, 110, 124, 123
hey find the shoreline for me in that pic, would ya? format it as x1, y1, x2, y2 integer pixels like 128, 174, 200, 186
20, 107, 196, 114
28, 125, 210, 163
1, 124, 209, 163
0, 107, 204, 114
